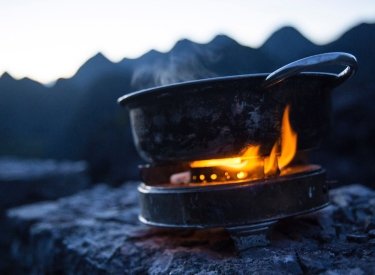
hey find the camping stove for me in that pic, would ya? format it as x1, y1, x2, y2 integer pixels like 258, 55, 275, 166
118, 53, 358, 252
137, 162, 329, 251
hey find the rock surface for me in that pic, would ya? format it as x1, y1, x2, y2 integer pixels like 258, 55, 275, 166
6, 182, 375, 275
0, 157, 90, 273
0, 157, 90, 210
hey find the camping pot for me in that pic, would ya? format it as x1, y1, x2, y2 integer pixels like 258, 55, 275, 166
118, 52, 357, 163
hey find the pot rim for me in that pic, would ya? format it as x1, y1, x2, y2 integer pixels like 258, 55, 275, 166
118, 72, 337, 108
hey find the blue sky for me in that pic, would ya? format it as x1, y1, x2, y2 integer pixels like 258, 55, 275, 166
1, 0, 375, 83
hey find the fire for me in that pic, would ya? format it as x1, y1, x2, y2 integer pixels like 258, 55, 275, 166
264, 142, 279, 176
190, 105, 297, 181
190, 145, 262, 172
278, 105, 297, 170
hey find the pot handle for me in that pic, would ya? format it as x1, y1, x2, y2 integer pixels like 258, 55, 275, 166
262, 52, 358, 88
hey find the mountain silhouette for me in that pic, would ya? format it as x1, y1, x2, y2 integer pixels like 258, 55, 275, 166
1, 23, 374, 186
260, 26, 319, 66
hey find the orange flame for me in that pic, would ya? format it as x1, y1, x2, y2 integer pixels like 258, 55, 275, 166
190, 145, 261, 171
264, 142, 279, 176
190, 105, 297, 179
278, 105, 297, 170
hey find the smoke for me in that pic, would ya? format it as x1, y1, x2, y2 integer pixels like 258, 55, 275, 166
131, 41, 222, 90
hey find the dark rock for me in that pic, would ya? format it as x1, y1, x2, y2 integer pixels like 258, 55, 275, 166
286, 260, 303, 275
338, 185, 375, 197
6, 183, 375, 274
364, 217, 375, 233
355, 209, 369, 224
298, 251, 333, 274
0, 157, 90, 210
321, 242, 357, 257
0, 157, 90, 274
0, 214, 13, 273
346, 233, 368, 243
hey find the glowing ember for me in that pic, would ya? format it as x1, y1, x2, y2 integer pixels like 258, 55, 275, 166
237, 171, 248, 179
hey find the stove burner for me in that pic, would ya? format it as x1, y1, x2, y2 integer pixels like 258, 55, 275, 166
138, 165, 329, 251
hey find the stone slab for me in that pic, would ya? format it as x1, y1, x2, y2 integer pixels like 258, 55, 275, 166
0, 157, 90, 210
6, 183, 375, 275
0, 157, 90, 273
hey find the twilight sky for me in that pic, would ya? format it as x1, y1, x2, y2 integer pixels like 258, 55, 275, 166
1, 0, 375, 84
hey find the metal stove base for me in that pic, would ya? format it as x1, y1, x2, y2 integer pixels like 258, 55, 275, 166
138, 167, 330, 252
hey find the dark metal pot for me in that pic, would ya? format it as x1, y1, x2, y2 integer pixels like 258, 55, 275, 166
118, 52, 357, 163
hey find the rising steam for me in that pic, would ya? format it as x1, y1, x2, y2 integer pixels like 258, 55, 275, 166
131, 40, 222, 90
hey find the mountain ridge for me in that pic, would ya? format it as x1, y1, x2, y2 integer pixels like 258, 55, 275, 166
3, 23, 373, 85
0, 25, 346, 84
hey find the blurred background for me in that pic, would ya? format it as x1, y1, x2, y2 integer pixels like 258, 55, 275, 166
1, 0, 375, 187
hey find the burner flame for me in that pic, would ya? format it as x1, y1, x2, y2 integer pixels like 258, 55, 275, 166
279, 105, 298, 170
190, 105, 297, 181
